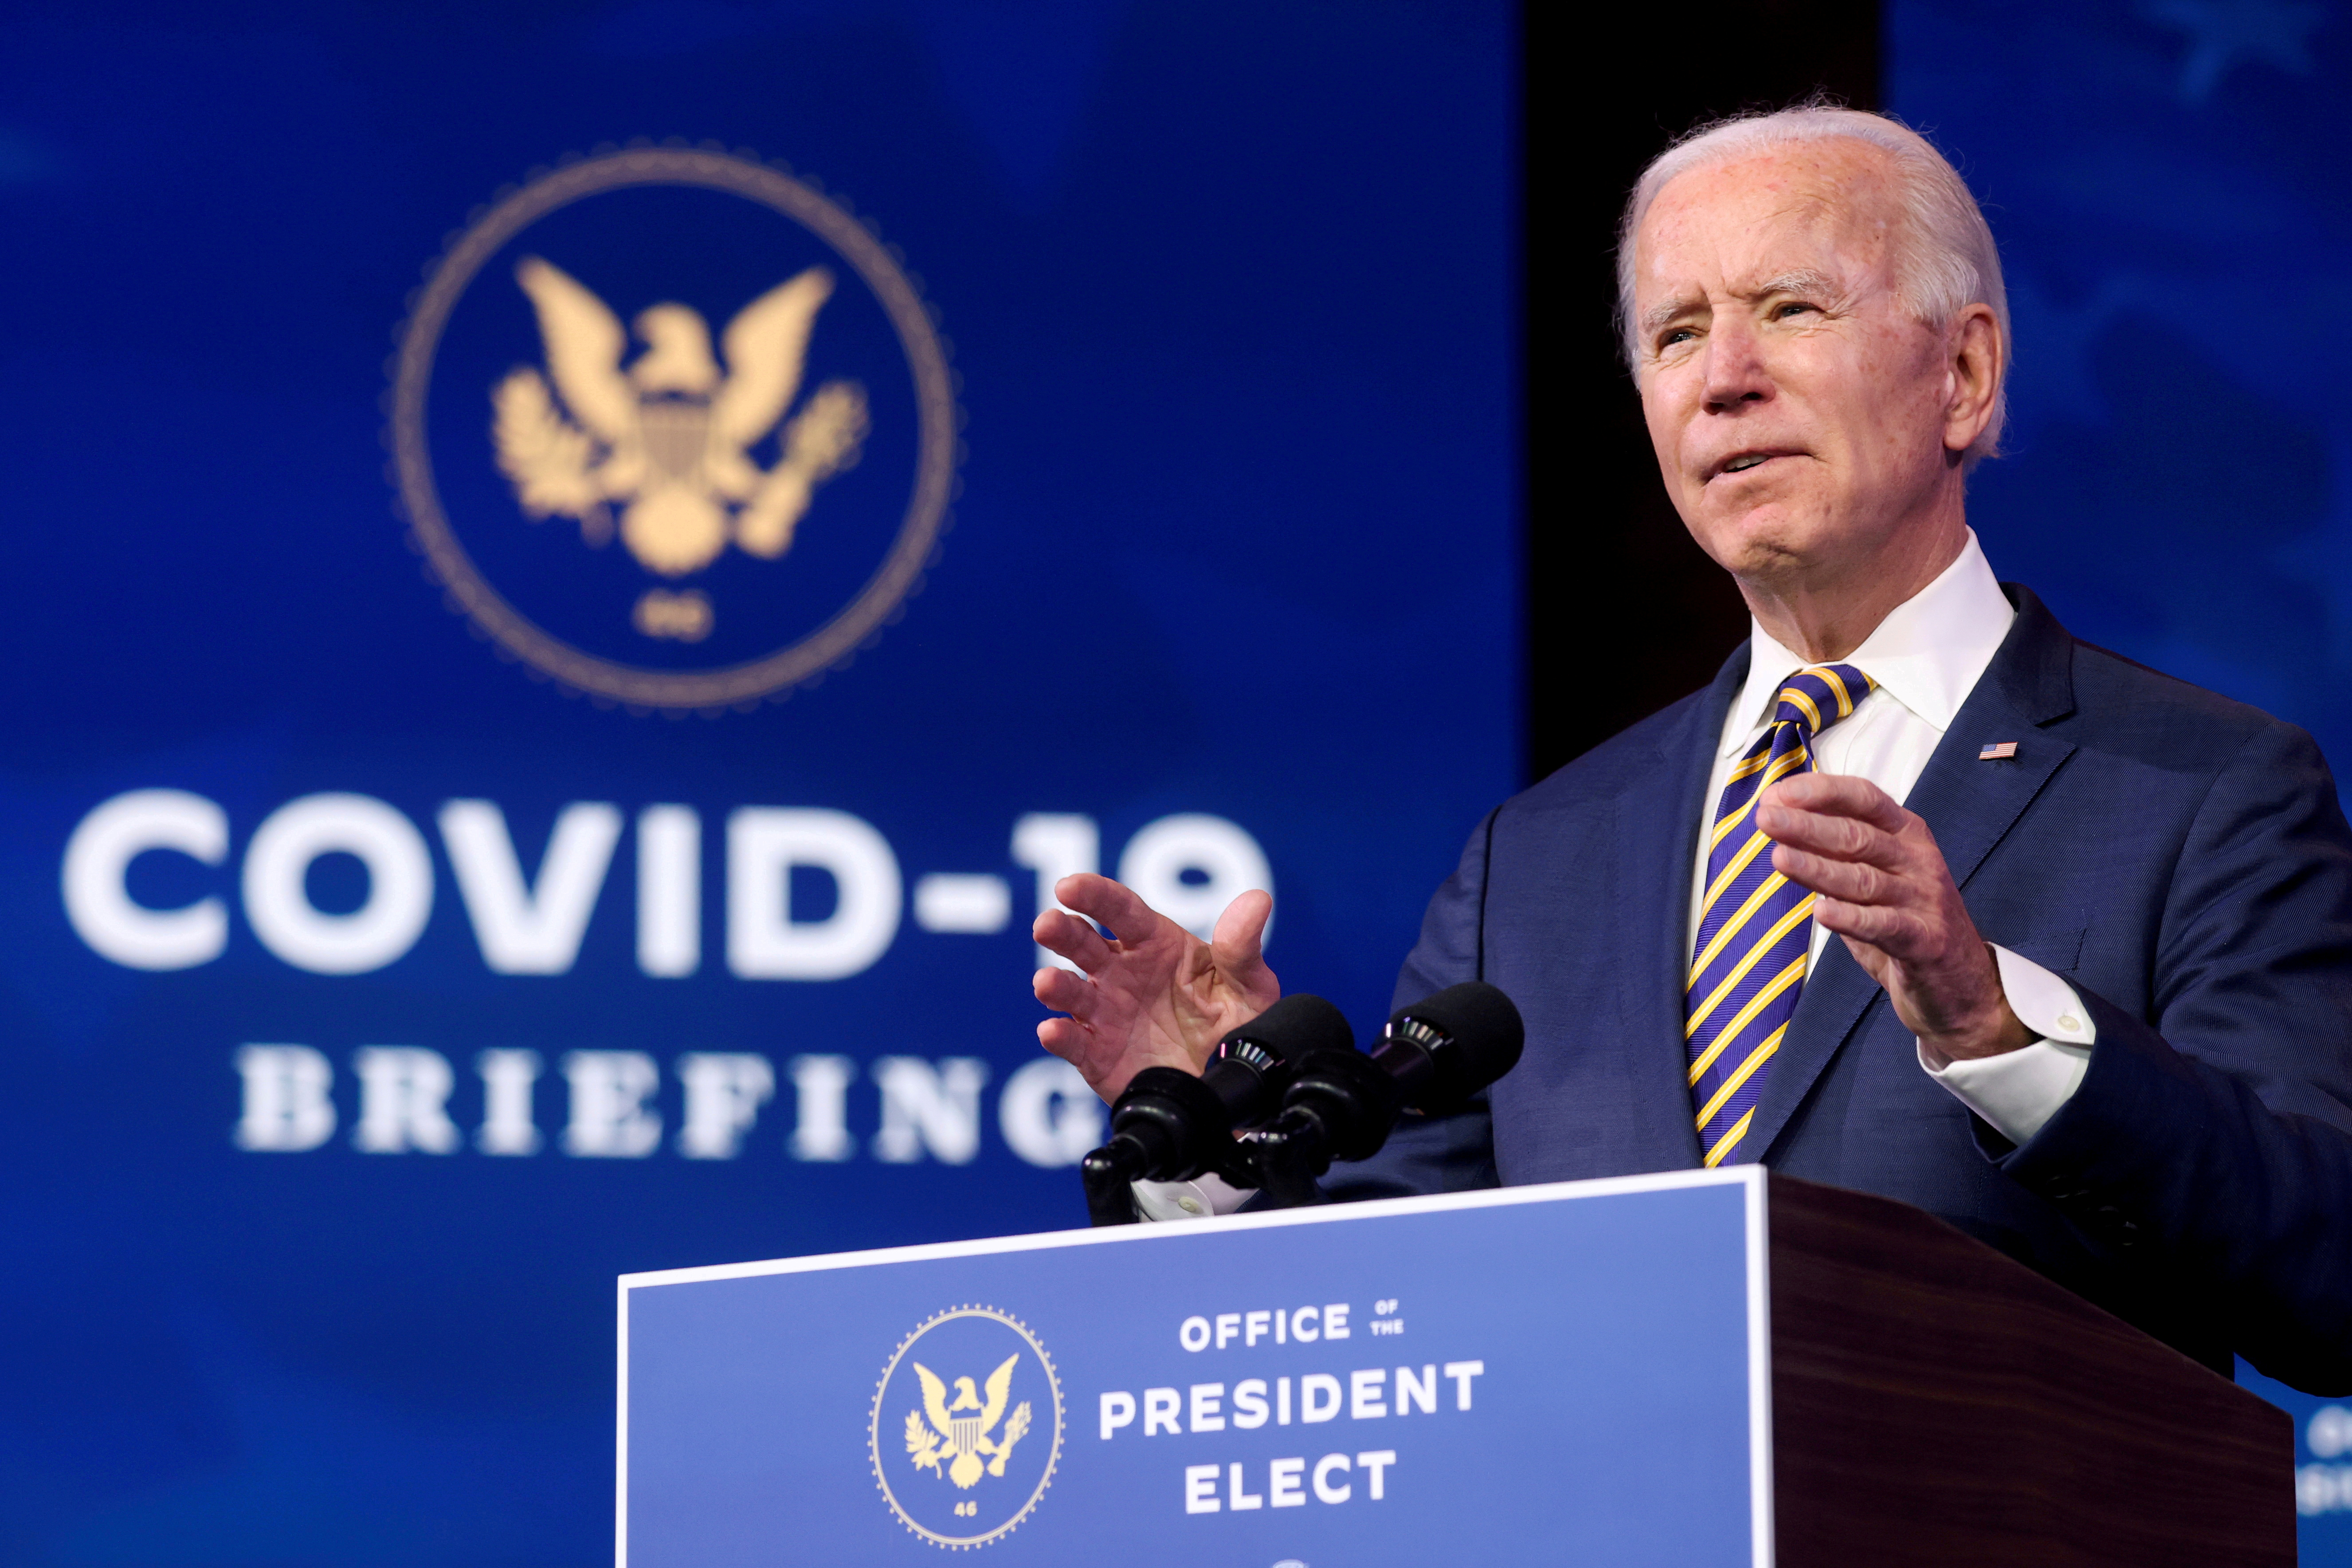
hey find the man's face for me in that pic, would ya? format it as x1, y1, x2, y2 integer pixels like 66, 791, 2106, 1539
1631, 142, 1963, 587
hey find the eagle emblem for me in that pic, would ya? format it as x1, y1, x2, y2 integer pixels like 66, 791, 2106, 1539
490, 256, 870, 590
902, 1355, 1033, 1490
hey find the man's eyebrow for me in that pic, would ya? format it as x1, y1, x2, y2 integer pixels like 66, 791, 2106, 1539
1639, 270, 1844, 338
1640, 294, 1704, 336
1751, 269, 1840, 301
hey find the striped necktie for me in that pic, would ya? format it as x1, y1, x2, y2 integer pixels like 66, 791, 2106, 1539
1686, 663, 1875, 1167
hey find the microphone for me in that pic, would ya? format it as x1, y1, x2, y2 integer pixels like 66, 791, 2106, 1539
1078, 994, 1355, 1226
1245, 982, 1525, 1207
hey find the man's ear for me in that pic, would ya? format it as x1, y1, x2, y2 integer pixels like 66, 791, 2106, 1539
1943, 303, 2003, 455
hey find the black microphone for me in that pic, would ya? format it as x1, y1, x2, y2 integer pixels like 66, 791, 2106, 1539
1245, 982, 1525, 1207
1078, 994, 1355, 1226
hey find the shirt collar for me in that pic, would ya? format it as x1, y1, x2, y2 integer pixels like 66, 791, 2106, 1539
1720, 529, 2017, 758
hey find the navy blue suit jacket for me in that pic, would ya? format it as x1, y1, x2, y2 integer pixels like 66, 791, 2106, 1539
1335, 585, 2352, 1392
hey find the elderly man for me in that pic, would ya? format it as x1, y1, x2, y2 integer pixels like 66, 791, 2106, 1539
1032, 107, 2352, 1392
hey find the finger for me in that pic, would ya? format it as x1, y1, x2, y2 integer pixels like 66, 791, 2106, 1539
1756, 803, 1902, 867
1771, 843, 1908, 907
1209, 889, 1274, 976
1763, 772, 1909, 832
1032, 907, 1114, 973
1809, 891, 1921, 948
1032, 964, 1100, 1020
1036, 1016, 1094, 1065
1054, 873, 1174, 946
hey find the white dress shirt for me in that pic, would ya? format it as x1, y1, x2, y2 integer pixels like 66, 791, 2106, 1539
1140, 530, 2090, 1220
1697, 529, 2092, 1144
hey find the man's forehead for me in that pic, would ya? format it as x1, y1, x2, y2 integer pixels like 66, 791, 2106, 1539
1652, 137, 1896, 220
1634, 144, 1897, 297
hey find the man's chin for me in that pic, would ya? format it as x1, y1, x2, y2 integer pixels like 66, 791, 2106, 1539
1687, 502, 1826, 580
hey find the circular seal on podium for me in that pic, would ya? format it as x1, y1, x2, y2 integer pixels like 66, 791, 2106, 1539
869, 1304, 1065, 1548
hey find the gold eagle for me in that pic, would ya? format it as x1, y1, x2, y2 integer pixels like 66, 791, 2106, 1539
902, 1355, 1031, 1490
491, 256, 870, 578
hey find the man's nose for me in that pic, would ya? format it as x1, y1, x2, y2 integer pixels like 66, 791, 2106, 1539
1701, 321, 1773, 412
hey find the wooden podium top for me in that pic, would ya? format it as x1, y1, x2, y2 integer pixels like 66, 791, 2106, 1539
1766, 1174, 2293, 1567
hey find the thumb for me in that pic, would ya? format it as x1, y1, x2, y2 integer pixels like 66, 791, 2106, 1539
1835, 928, 1893, 989
1209, 889, 1273, 975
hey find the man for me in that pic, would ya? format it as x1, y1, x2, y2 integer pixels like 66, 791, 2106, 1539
1031, 107, 2352, 1392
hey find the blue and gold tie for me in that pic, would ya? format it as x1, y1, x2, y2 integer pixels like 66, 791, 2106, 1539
1686, 663, 1875, 1167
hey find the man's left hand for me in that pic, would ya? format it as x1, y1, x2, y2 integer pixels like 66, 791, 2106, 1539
1756, 772, 2033, 1065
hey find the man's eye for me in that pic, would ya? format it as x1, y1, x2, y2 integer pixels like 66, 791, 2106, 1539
1660, 327, 1695, 347
1772, 302, 1815, 320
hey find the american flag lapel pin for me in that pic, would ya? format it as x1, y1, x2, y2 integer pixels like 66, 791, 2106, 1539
1978, 741, 2019, 760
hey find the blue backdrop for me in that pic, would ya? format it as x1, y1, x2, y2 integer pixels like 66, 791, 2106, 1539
0, 4, 1515, 1560
12, 2, 2342, 1559
1891, 0, 2352, 1555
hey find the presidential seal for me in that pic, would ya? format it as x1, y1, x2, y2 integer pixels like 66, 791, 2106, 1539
870, 1305, 1063, 1549
388, 143, 956, 712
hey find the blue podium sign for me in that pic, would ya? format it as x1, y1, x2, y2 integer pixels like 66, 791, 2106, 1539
619, 1167, 1771, 1566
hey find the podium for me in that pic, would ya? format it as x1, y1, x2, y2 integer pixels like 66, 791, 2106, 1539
616, 1168, 2291, 1566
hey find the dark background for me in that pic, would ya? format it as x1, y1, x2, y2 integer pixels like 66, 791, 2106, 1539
1525, 0, 1879, 780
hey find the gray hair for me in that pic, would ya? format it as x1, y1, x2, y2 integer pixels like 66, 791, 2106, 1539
1616, 105, 2009, 464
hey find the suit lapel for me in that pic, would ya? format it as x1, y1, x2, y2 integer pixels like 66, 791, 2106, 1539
1607, 646, 1749, 1170
1743, 586, 2081, 1163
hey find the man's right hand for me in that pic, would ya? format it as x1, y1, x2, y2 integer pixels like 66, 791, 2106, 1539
1031, 872, 1279, 1103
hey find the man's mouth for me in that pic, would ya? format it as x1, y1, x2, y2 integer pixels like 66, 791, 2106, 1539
1709, 449, 1797, 481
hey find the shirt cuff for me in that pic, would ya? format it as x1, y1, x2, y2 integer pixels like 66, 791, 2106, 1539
1917, 945, 2095, 1145
1130, 1171, 1256, 1222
